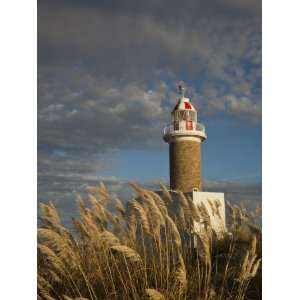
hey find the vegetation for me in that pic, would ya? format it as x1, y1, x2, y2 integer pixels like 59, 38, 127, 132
38, 183, 261, 300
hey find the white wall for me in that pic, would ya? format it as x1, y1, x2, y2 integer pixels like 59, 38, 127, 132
192, 191, 226, 234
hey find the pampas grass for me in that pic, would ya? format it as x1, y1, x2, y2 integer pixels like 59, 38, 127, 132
110, 245, 142, 263
38, 183, 261, 300
145, 288, 165, 300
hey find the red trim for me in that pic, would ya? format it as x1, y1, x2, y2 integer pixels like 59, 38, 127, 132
184, 102, 192, 109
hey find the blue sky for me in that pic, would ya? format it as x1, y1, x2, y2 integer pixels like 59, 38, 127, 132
38, 0, 261, 216
98, 120, 261, 184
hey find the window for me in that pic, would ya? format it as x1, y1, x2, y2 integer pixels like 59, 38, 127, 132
186, 120, 193, 130
172, 110, 196, 122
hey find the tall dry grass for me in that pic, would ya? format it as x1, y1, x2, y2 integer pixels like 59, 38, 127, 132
38, 183, 261, 300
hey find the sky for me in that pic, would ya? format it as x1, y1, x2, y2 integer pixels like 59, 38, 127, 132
38, 0, 261, 223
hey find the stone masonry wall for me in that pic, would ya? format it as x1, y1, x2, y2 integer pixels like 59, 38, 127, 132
169, 140, 202, 192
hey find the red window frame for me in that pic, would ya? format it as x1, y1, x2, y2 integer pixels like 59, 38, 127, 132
186, 120, 193, 130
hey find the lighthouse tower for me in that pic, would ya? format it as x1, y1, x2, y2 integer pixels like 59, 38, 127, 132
163, 85, 206, 193
161, 85, 226, 234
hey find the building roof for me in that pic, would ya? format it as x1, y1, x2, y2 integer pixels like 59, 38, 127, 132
172, 96, 196, 112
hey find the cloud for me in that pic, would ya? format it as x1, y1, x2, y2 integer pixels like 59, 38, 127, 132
37, 0, 261, 212
38, 0, 261, 79
38, 173, 261, 227
38, 68, 260, 157
37, 69, 261, 201
38, 72, 171, 155
206, 94, 261, 123
205, 179, 261, 210
38, 0, 261, 146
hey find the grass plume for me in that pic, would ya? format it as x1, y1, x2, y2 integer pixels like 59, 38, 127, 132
38, 183, 261, 300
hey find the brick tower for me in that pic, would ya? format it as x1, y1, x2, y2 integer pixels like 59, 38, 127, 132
163, 85, 206, 193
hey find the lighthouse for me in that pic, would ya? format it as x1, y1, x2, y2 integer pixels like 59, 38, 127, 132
161, 85, 227, 234
163, 85, 206, 193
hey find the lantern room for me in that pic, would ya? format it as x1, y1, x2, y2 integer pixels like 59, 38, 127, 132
163, 85, 206, 143
171, 93, 197, 131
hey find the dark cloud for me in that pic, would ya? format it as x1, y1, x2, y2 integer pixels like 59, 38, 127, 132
38, 0, 261, 78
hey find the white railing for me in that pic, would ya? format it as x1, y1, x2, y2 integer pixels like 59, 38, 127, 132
163, 122, 206, 136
